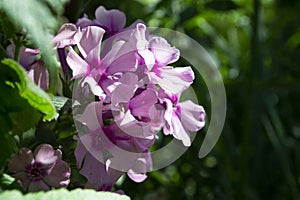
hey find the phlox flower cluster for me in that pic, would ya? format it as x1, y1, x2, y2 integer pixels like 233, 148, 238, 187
7, 6, 205, 193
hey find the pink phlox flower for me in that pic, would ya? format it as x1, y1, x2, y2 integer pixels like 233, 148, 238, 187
110, 73, 165, 138
159, 90, 206, 146
8, 144, 71, 192
28, 61, 49, 91
6, 44, 49, 91
128, 24, 195, 94
74, 102, 155, 189
94, 6, 126, 37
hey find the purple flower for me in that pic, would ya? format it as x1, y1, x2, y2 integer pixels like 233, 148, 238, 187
76, 6, 127, 37
94, 6, 126, 37
53, 8, 206, 191
6, 45, 36, 70
74, 102, 155, 190
52, 23, 78, 49
160, 92, 206, 146
28, 61, 49, 91
8, 144, 71, 192
64, 24, 142, 101
129, 23, 195, 94
6, 44, 49, 91
111, 73, 165, 138
75, 133, 123, 191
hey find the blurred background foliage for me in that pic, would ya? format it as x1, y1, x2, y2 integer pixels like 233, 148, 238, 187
1, 0, 299, 199
64, 0, 300, 199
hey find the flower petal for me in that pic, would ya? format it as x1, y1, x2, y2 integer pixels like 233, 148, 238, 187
129, 89, 158, 118
151, 66, 194, 94
12, 172, 31, 191
81, 76, 106, 99
180, 100, 205, 131
134, 23, 155, 70
28, 61, 49, 91
162, 98, 174, 135
116, 110, 153, 138
7, 45, 36, 70
111, 73, 138, 106
8, 148, 34, 173
149, 36, 180, 66
66, 47, 89, 78
77, 102, 104, 132
34, 144, 58, 166
52, 23, 78, 48
27, 180, 50, 192
127, 155, 151, 183
76, 26, 105, 64
127, 169, 147, 183
170, 114, 191, 146
79, 152, 122, 189
95, 6, 126, 35
43, 160, 71, 188
76, 14, 95, 28
163, 99, 191, 146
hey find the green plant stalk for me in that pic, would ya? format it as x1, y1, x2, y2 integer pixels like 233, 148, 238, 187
13, 38, 21, 62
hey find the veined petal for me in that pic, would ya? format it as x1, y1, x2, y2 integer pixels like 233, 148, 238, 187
28, 61, 49, 91
180, 100, 205, 131
66, 47, 89, 78
162, 98, 174, 135
134, 23, 155, 70
101, 40, 125, 69
170, 113, 191, 146
129, 89, 158, 118
162, 98, 192, 146
106, 52, 138, 75
149, 36, 180, 66
149, 104, 166, 131
52, 23, 78, 48
34, 144, 59, 166
81, 76, 106, 99
76, 26, 105, 60
151, 66, 194, 95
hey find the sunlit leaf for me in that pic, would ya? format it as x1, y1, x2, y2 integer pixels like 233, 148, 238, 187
1, 59, 57, 121
0, 188, 130, 200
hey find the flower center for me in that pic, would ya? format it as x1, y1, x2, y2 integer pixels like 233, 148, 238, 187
30, 168, 41, 177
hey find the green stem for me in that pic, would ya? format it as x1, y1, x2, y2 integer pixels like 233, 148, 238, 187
13, 38, 21, 62
0, 43, 9, 59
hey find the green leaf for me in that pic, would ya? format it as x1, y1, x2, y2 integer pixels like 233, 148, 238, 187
1, 59, 57, 121
52, 96, 69, 111
0, 174, 14, 188
20, 128, 36, 147
0, 188, 131, 200
0, 132, 17, 169
0, 174, 23, 191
